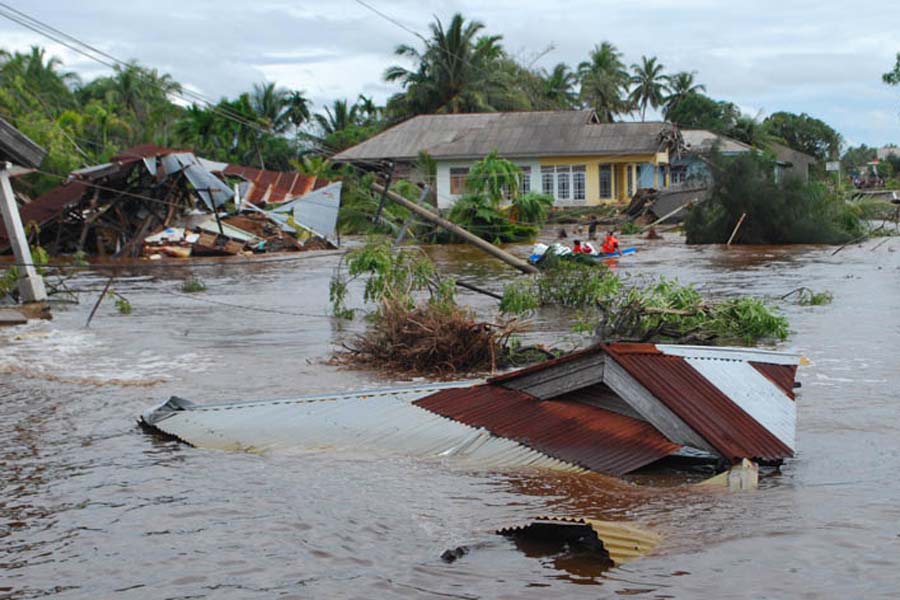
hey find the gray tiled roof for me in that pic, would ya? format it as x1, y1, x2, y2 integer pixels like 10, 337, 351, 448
333, 110, 671, 161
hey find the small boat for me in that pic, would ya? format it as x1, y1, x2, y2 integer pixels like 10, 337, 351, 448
529, 243, 636, 264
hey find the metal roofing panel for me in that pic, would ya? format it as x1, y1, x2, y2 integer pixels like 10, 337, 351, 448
656, 344, 801, 365
751, 362, 798, 399
414, 385, 680, 476
681, 357, 796, 451
0, 180, 88, 248
222, 164, 320, 205
605, 347, 793, 461
268, 181, 341, 244
140, 384, 581, 472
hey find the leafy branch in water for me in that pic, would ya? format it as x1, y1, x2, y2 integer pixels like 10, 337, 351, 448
781, 287, 833, 306
500, 256, 789, 345
329, 237, 525, 376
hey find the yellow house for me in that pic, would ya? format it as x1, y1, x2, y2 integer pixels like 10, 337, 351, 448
333, 110, 674, 208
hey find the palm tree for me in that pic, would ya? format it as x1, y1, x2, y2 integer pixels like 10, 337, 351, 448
662, 71, 706, 116
542, 63, 578, 109
285, 91, 311, 128
628, 56, 666, 121
250, 82, 290, 133
384, 13, 508, 115
314, 99, 360, 135
577, 42, 630, 122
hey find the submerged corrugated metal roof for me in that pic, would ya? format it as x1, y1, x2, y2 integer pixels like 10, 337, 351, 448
413, 385, 681, 476
334, 111, 670, 161
498, 517, 661, 566
604, 344, 796, 461
141, 384, 583, 472
0, 180, 88, 248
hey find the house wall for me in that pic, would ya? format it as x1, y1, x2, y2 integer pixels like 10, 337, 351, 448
436, 153, 664, 208
435, 159, 540, 209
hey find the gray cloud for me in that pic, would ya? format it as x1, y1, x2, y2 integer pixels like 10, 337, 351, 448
2, 0, 898, 145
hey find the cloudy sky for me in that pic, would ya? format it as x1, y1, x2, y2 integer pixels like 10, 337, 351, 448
3, 0, 899, 147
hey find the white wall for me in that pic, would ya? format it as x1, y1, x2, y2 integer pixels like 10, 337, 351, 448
435, 159, 541, 209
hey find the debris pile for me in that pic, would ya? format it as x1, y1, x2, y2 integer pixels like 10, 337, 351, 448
1, 145, 342, 258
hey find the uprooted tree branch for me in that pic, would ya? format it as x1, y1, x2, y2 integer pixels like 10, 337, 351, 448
499, 252, 790, 345
329, 238, 533, 376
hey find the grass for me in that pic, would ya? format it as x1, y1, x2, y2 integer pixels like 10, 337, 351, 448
181, 278, 207, 293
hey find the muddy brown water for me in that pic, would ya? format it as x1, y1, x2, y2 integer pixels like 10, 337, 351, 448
2, 233, 899, 599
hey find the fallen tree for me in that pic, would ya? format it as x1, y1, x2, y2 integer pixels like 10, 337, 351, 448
684, 151, 864, 244
500, 253, 789, 345
329, 238, 532, 376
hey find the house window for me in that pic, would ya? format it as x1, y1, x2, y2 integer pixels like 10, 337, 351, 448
556, 166, 571, 200
626, 165, 634, 197
519, 166, 531, 195
599, 164, 612, 198
572, 166, 586, 201
541, 166, 554, 195
671, 165, 687, 184
449, 167, 469, 195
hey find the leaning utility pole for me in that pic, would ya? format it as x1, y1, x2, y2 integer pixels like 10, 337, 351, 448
372, 182, 538, 274
0, 117, 49, 303
0, 162, 46, 302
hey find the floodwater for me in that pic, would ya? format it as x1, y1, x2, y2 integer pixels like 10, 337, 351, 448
1, 233, 899, 599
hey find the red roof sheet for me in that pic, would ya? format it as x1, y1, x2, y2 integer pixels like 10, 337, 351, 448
414, 385, 680, 476
222, 164, 325, 205
111, 144, 183, 161
0, 180, 88, 248
751, 362, 798, 400
604, 345, 793, 461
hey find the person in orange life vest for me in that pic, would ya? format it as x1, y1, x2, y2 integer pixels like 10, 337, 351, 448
601, 231, 622, 256
573, 239, 583, 253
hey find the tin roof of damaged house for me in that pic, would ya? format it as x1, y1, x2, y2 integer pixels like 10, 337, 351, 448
0, 180, 88, 248
138, 343, 800, 477
222, 164, 326, 204
333, 110, 671, 162
604, 344, 798, 461
413, 385, 681, 476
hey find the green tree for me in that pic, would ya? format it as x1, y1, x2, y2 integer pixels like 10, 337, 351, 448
577, 42, 630, 122
628, 55, 666, 121
662, 71, 705, 116
666, 92, 740, 132
540, 63, 579, 109
466, 150, 522, 205
884, 52, 900, 85
384, 13, 510, 116
762, 111, 841, 160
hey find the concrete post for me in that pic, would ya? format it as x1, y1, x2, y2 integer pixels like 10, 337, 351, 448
0, 163, 47, 302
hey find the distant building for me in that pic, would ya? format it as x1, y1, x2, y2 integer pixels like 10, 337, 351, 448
672, 129, 816, 184
333, 110, 675, 208
877, 146, 900, 161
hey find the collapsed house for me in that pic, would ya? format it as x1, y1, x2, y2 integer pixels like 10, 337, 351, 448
141, 343, 801, 477
0, 145, 342, 258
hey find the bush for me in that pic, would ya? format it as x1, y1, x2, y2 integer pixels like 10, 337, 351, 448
685, 151, 864, 244
446, 194, 538, 243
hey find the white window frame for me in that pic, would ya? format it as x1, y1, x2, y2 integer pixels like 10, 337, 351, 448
518, 166, 531, 195
599, 164, 613, 199
556, 165, 571, 200
541, 166, 554, 195
572, 165, 586, 201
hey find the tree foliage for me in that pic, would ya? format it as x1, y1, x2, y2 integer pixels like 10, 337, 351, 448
684, 151, 864, 244
762, 111, 842, 160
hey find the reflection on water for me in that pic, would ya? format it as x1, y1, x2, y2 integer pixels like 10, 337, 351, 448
1, 234, 899, 598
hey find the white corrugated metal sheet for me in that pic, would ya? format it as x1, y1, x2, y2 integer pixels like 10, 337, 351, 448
656, 344, 801, 365
681, 357, 796, 450
142, 383, 582, 472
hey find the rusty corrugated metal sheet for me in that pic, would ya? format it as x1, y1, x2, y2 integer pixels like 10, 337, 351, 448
111, 144, 182, 161
604, 345, 793, 461
413, 385, 680, 476
751, 362, 798, 399
222, 164, 327, 205
0, 180, 88, 248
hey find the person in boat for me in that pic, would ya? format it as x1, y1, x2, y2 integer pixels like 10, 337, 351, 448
601, 231, 622, 256
573, 239, 595, 254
